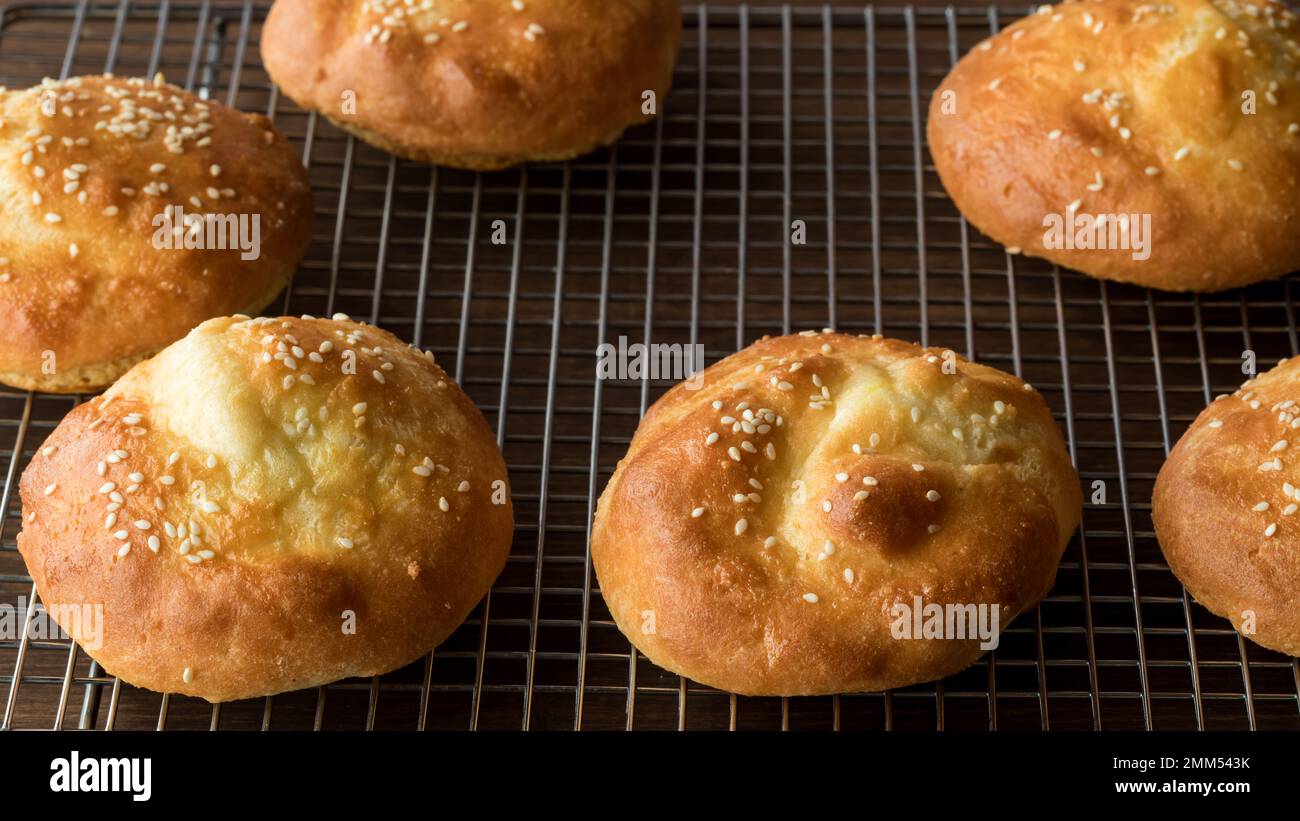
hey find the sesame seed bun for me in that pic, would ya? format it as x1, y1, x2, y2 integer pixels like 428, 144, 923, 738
927, 0, 1300, 292
591, 332, 1082, 696
16, 315, 514, 703
1153, 357, 1300, 657
259, 0, 682, 170
0, 74, 314, 393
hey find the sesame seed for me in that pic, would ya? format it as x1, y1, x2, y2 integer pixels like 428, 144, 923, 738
117, 544, 131, 557
337, 536, 354, 549
912, 464, 925, 472
133, 520, 150, 530
835, 472, 849, 482
926, 490, 941, 502
1253, 501, 1270, 511
928, 524, 941, 534
182, 667, 193, 684
843, 568, 855, 584
728, 446, 741, 461
734, 518, 748, 536
452, 20, 468, 32
147, 535, 160, 552
43, 483, 57, 495
691, 507, 705, 518
413, 465, 432, 477
1227, 159, 1244, 171
821, 500, 832, 512
1208, 419, 1223, 428
438, 497, 450, 512
802, 593, 819, 603
1144, 166, 1161, 176
1265, 523, 1278, 537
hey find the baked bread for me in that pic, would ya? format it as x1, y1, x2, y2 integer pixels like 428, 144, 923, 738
927, 0, 1300, 292
260, 0, 681, 170
1153, 357, 1300, 656
0, 74, 313, 393
17, 314, 513, 702
592, 331, 1082, 695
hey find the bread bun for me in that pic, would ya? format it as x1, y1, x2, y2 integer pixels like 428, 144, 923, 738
0, 75, 314, 392
592, 332, 1082, 696
1153, 356, 1300, 656
17, 315, 513, 702
927, 0, 1300, 292
260, 0, 682, 170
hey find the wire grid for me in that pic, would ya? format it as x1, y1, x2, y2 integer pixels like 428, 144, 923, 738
1, 1, 1298, 732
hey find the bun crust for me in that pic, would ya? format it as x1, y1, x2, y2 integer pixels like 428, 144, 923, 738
927, 0, 1300, 292
17, 315, 513, 702
592, 332, 1082, 696
259, 0, 682, 170
1153, 357, 1300, 656
0, 75, 313, 392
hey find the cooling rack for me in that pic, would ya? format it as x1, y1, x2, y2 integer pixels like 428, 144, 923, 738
2, 0, 1298, 731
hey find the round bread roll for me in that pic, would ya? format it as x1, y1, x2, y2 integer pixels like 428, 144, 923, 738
927, 0, 1300, 292
0, 74, 313, 393
1153, 357, 1300, 656
260, 0, 682, 170
17, 315, 513, 702
592, 332, 1082, 695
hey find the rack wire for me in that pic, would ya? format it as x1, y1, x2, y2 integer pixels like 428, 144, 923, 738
2, 0, 1298, 731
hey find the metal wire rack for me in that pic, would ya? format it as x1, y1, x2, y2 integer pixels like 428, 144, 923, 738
2, 0, 1298, 732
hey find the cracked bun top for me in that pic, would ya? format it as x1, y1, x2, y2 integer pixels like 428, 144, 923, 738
17, 315, 513, 702
928, 0, 1300, 292
259, 0, 682, 170
0, 74, 314, 392
592, 331, 1082, 696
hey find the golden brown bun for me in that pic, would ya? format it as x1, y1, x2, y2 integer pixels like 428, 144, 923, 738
17, 315, 514, 702
592, 332, 1082, 696
1153, 357, 1300, 656
0, 75, 314, 393
260, 0, 682, 170
928, 0, 1300, 292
